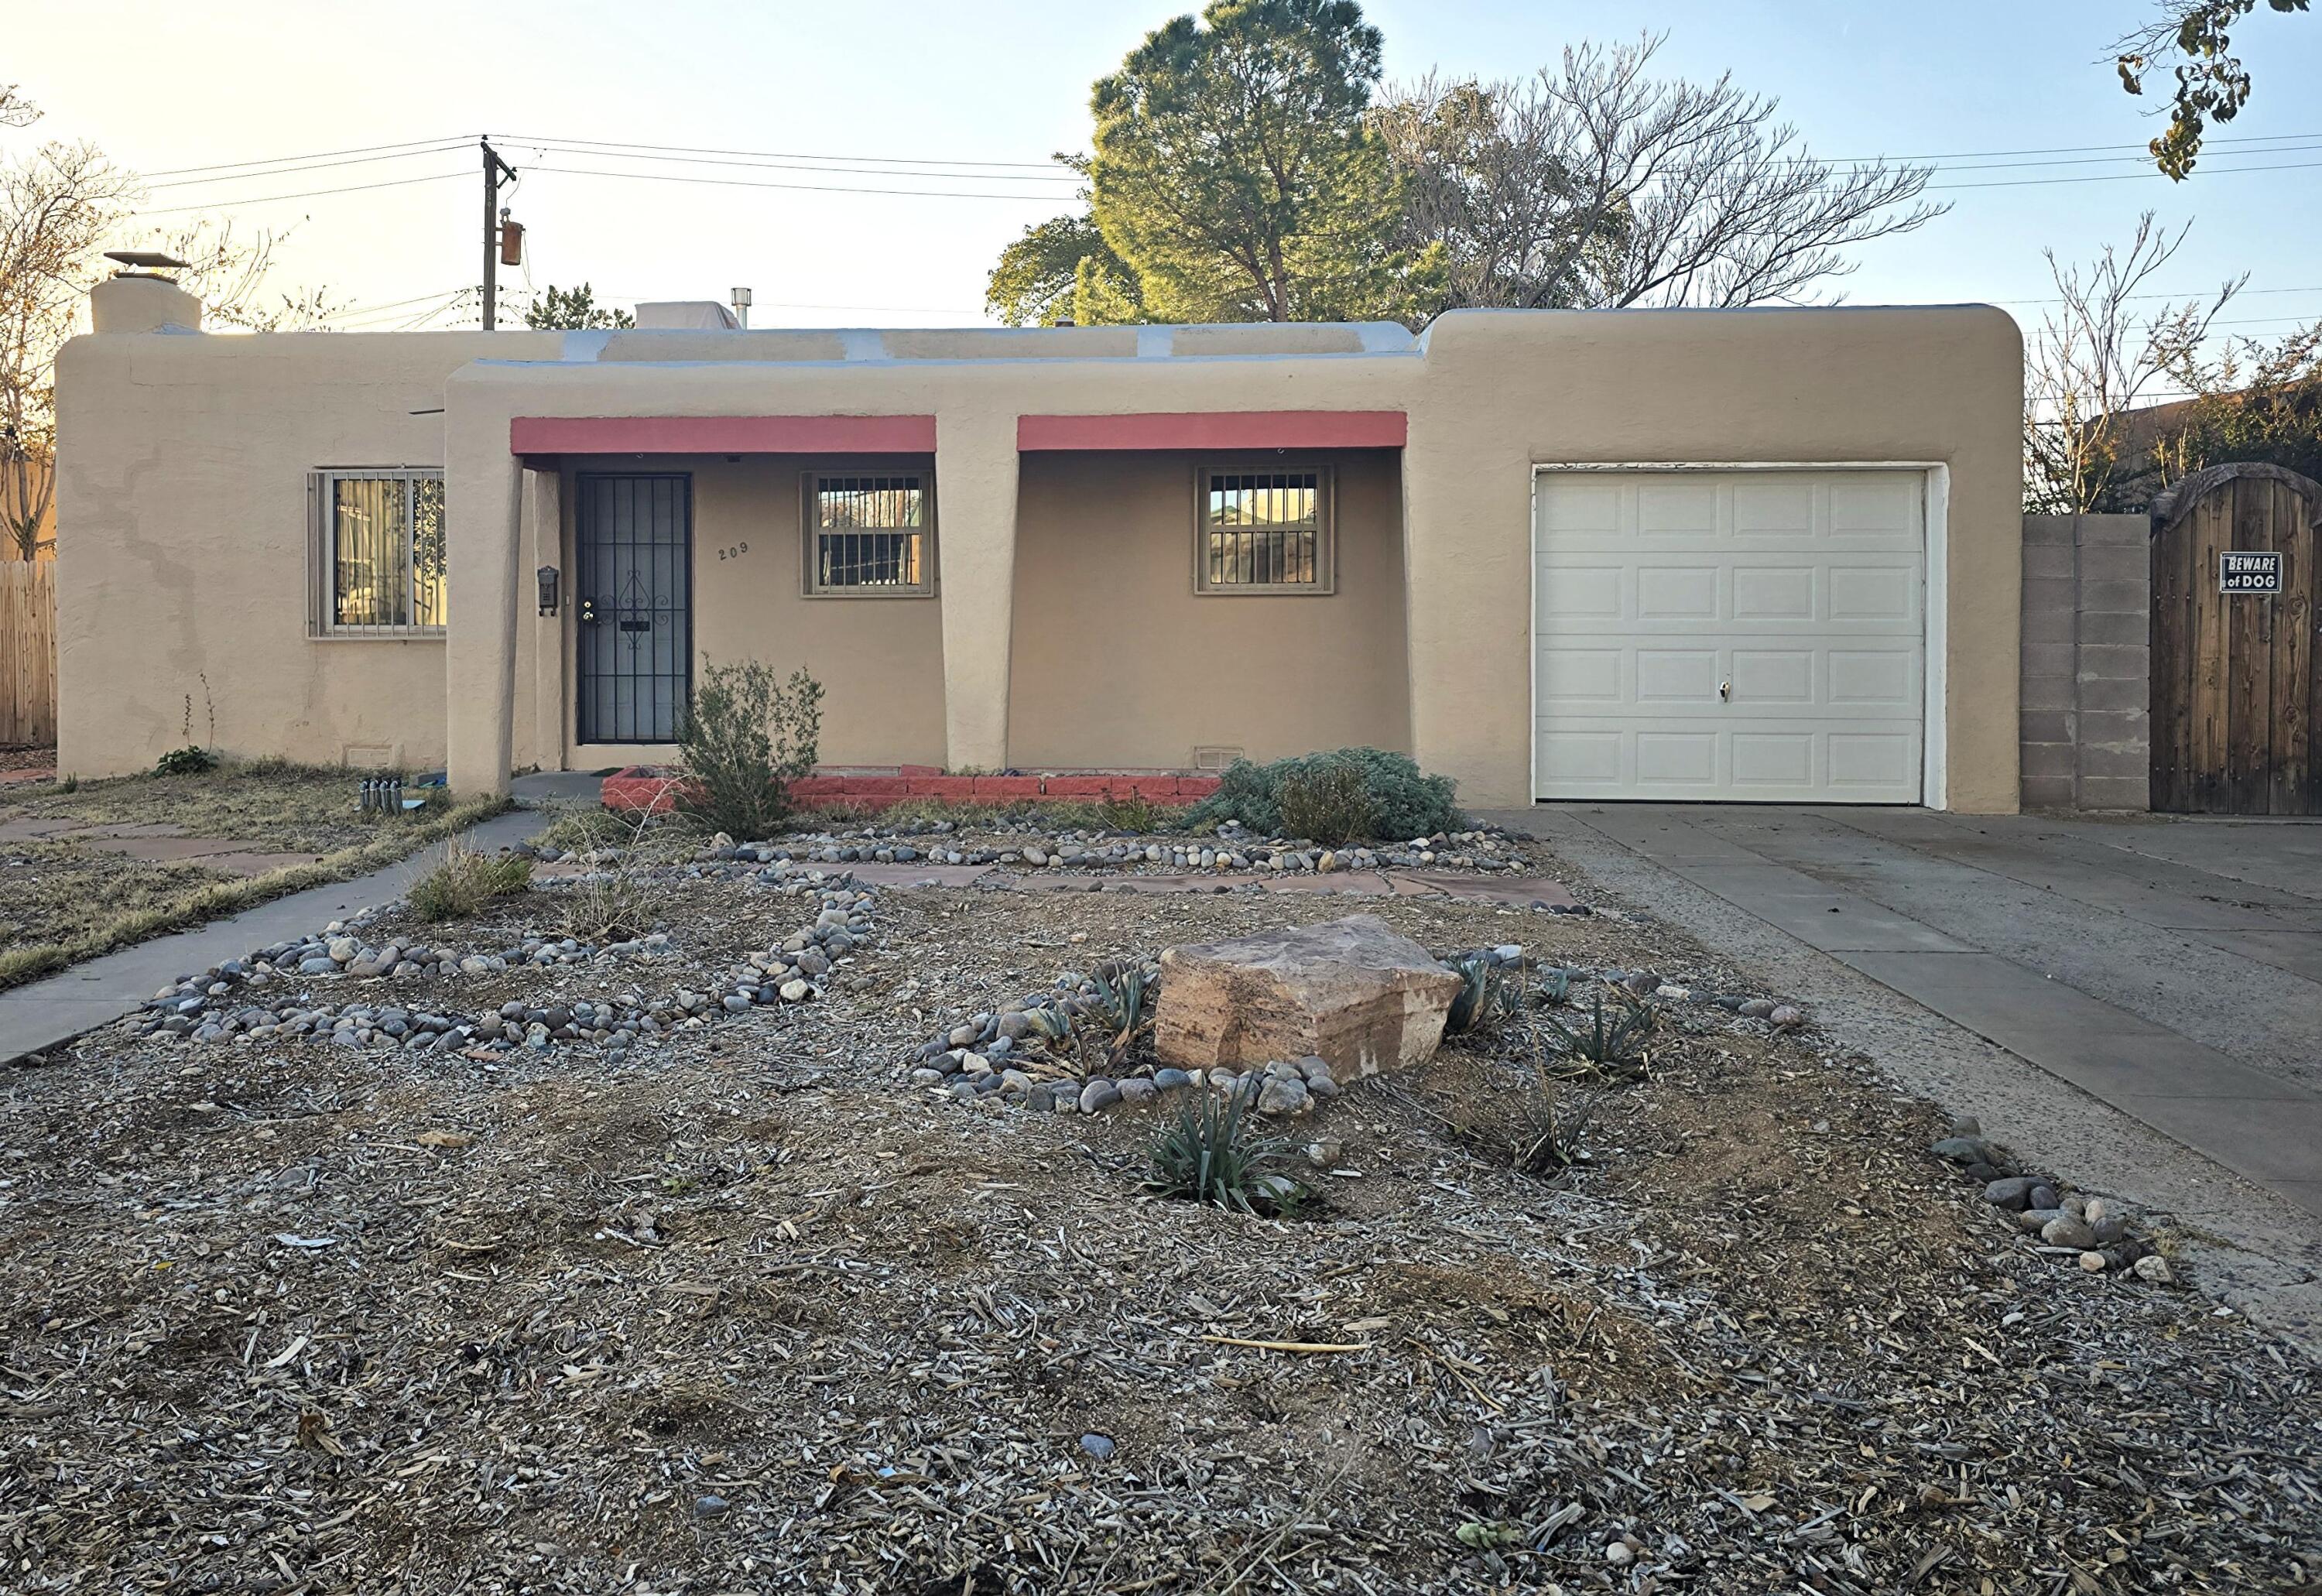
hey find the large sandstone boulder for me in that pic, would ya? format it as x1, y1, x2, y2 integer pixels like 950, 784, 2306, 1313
1154, 914, 1463, 1081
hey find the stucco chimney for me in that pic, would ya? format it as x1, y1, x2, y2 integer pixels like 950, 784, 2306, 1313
91, 274, 204, 334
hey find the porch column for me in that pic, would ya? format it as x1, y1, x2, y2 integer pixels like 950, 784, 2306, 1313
527, 468, 566, 773
933, 409, 1019, 771
445, 451, 525, 797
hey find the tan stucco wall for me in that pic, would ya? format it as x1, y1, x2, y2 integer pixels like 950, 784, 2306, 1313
550, 454, 946, 769
1403, 307, 2026, 813
53, 330, 560, 778
1007, 450, 1409, 768
58, 305, 2023, 811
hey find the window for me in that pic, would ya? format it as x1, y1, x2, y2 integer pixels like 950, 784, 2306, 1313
804, 472, 933, 595
307, 469, 446, 635
1197, 466, 1332, 594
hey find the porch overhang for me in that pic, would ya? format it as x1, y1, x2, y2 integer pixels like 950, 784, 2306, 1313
509, 414, 938, 456
1015, 410, 1407, 452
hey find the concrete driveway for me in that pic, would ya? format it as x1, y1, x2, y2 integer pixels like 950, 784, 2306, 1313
1494, 804, 2322, 1224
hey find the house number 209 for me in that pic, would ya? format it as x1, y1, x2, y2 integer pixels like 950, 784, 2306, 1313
717, 541, 750, 560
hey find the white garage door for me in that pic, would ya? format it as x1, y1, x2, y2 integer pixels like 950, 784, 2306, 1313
1533, 468, 1926, 803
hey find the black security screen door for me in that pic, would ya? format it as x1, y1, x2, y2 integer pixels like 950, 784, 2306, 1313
575, 474, 693, 743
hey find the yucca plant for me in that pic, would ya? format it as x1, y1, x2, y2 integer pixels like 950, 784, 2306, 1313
1538, 989, 1655, 1080
1146, 1090, 1300, 1214
1509, 1084, 1596, 1176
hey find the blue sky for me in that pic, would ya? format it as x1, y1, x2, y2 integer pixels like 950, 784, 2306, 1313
12, 1, 2321, 344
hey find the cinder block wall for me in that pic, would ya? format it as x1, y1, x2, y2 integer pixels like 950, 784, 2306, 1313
2020, 513, 2151, 810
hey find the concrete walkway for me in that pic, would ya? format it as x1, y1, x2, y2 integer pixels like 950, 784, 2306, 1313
0, 808, 545, 1065
1492, 804, 2322, 1221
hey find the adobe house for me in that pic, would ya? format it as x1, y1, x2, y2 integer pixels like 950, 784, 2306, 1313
56, 275, 2024, 810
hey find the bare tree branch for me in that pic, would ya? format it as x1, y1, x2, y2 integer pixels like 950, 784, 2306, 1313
2022, 212, 2242, 512
1378, 36, 1944, 313
1, 139, 135, 557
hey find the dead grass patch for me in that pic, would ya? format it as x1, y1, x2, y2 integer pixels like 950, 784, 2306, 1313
0, 793, 512, 990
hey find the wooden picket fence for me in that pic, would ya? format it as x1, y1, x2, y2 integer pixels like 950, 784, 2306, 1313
0, 561, 57, 746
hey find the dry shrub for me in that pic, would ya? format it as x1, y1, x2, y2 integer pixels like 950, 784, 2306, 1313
553, 806, 683, 944
676, 660, 823, 840
407, 841, 532, 923
1274, 759, 1378, 847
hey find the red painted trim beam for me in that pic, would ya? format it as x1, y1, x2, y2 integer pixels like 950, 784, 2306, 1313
511, 415, 937, 456
1016, 410, 1407, 452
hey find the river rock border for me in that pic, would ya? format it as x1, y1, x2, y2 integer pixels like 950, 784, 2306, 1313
128, 870, 882, 1057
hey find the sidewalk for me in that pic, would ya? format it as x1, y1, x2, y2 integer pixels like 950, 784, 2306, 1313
0, 808, 544, 1065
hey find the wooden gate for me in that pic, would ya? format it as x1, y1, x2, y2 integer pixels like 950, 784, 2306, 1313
0, 561, 56, 747
2149, 462, 2321, 813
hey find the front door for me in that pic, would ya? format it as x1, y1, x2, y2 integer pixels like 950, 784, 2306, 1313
575, 473, 693, 744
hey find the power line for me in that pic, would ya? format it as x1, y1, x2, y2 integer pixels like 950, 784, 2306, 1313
313, 286, 472, 323
145, 142, 473, 190
140, 134, 477, 180
328, 289, 473, 331
522, 163, 1066, 202
510, 140, 1079, 186
1878, 138, 2322, 176
135, 170, 470, 215
1795, 127, 2322, 166
1927, 156, 2322, 190
501, 131, 1069, 173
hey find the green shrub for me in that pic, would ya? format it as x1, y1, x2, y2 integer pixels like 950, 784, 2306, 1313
676, 660, 824, 840
407, 841, 533, 923
1187, 747, 1458, 841
1274, 759, 1378, 847
155, 746, 217, 776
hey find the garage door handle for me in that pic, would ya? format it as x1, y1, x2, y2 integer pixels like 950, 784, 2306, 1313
1720, 680, 1731, 701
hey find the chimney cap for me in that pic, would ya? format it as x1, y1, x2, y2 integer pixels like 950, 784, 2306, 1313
104, 249, 192, 276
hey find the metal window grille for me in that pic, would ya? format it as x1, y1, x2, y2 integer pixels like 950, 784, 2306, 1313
307, 468, 446, 635
810, 474, 929, 593
1200, 468, 1326, 591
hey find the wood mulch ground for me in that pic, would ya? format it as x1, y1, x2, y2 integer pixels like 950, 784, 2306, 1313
1, 860, 2316, 1594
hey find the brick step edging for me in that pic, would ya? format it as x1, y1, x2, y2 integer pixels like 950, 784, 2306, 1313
602, 768, 1221, 815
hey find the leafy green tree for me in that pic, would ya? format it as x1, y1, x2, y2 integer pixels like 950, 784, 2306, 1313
2153, 325, 2322, 488
985, 209, 1146, 325
1081, 0, 1433, 324
524, 283, 633, 331
2116, 0, 2310, 179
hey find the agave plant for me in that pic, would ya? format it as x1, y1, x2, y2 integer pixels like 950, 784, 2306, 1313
1537, 967, 1573, 1007
1091, 966, 1156, 1067
1538, 989, 1655, 1079
1019, 1005, 1074, 1049
1444, 954, 1513, 1035
1146, 1090, 1300, 1214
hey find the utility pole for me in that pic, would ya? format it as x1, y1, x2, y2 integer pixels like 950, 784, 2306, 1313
480, 136, 517, 330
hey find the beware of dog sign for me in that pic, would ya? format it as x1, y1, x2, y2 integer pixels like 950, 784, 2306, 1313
2219, 551, 2284, 594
